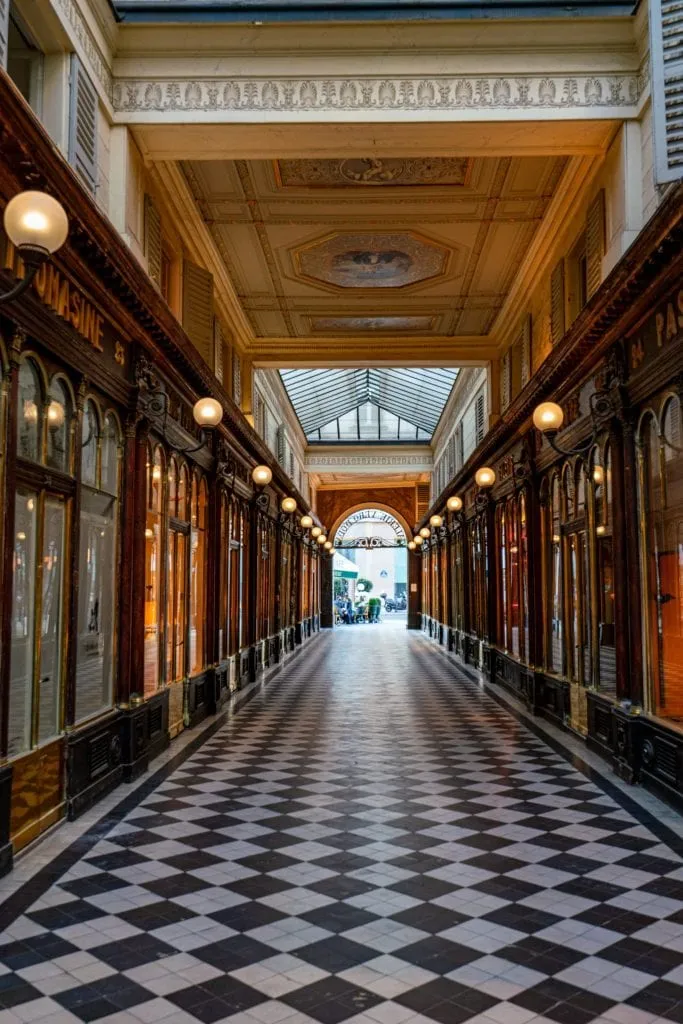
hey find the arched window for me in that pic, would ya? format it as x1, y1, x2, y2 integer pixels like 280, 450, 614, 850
519, 491, 529, 661
144, 446, 164, 694
10, 357, 71, 757
190, 474, 208, 675
549, 474, 563, 674
81, 401, 99, 487
75, 404, 121, 722
46, 377, 72, 473
17, 358, 41, 462
166, 458, 189, 685
594, 444, 616, 694
639, 398, 683, 718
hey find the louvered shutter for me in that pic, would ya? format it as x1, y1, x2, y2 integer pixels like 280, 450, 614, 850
182, 260, 214, 368
457, 423, 464, 469
232, 351, 242, 405
500, 351, 511, 412
650, 0, 683, 183
585, 191, 605, 299
277, 425, 286, 467
550, 259, 566, 345
521, 314, 532, 387
289, 450, 295, 479
69, 56, 98, 194
475, 393, 486, 445
144, 195, 162, 288
416, 483, 430, 520
214, 319, 224, 384
0, 0, 10, 70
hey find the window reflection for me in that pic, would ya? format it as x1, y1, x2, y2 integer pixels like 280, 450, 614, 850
17, 359, 41, 462
144, 446, 164, 694
640, 398, 683, 718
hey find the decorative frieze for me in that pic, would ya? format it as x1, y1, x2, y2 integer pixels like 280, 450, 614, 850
112, 74, 643, 118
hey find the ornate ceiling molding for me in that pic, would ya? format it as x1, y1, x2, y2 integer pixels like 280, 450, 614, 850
112, 73, 644, 119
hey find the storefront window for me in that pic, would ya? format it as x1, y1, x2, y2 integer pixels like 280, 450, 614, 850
508, 500, 520, 658
75, 407, 120, 722
46, 378, 72, 473
519, 492, 529, 661
190, 474, 208, 674
167, 459, 189, 683
10, 356, 71, 756
497, 506, 508, 649
452, 530, 464, 632
17, 359, 41, 462
640, 397, 683, 719
144, 446, 164, 694
594, 445, 616, 694
549, 474, 563, 674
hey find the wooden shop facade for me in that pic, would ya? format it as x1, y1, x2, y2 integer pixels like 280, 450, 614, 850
419, 181, 683, 805
0, 76, 321, 877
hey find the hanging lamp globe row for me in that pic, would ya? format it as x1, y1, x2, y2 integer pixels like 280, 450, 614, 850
429, 514, 443, 528
281, 496, 297, 513
413, 535, 423, 545
300, 514, 314, 528
419, 527, 431, 539
447, 495, 463, 512
532, 401, 564, 433
475, 466, 496, 489
4, 191, 69, 254
192, 397, 223, 428
252, 464, 273, 487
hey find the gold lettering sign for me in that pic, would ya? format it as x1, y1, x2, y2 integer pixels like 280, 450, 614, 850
630, 284, 683, 374
3, 240, 107, 355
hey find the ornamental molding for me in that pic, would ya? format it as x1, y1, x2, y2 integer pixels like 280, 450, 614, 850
112, 73, 644, 117
306, 455, 432, 467
55, 0, 113, 103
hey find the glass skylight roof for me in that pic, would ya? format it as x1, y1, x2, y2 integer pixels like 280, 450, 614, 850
280, 367, 458, 442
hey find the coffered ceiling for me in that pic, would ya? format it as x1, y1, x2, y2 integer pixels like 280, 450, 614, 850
181, 154, 568, 341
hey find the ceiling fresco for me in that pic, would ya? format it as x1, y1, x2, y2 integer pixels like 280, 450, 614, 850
274, 157, 472, 188
309, 316, 435, 332
294, 231, 451, 289
182, 155, 569, 338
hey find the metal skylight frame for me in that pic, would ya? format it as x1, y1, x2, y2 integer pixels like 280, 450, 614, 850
280, 367, 458, 442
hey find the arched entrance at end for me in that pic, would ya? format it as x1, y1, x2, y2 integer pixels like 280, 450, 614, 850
323, 505, 416, 630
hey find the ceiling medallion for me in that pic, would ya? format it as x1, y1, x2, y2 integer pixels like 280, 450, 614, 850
294, 231, 450, 290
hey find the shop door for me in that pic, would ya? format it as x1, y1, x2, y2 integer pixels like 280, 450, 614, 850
9, 490, 68, 850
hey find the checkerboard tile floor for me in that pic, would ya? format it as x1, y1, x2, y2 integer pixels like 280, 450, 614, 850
2, 626, 683, 1024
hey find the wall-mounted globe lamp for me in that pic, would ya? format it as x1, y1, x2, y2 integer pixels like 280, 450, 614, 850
419, 527, 431, 539
311, 526, 322, 538
413, 535, 423, 546
300, 515, 313, 529
252, 465, 273, 487
408, 541, 416, 550
447, 495, 463, 513
429, 515, 443, 528
281, 496, 297, 514
475, 467, 496, 489
2, 191, 69, 304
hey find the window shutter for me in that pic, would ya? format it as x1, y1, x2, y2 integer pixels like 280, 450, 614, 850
0, 0, 10, 70
585, 190, 605, 299
69, 56, 98, 194
277, 424, 286, 467
214, 319, 224, 384
289, 450, 295, 479
521, 314, 532, 387
232, 351, 242, 405
475, 393, 486, 445
457, 423, 464, 469
416, 483, 430, 520
182, 260, 214, 368
500, 351, 511, 412
550, 259, 566, 345
650, 0, 683, 183
144, 195, 162, 288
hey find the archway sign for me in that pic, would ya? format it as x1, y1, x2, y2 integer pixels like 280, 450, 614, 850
334, 508, 408, 549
